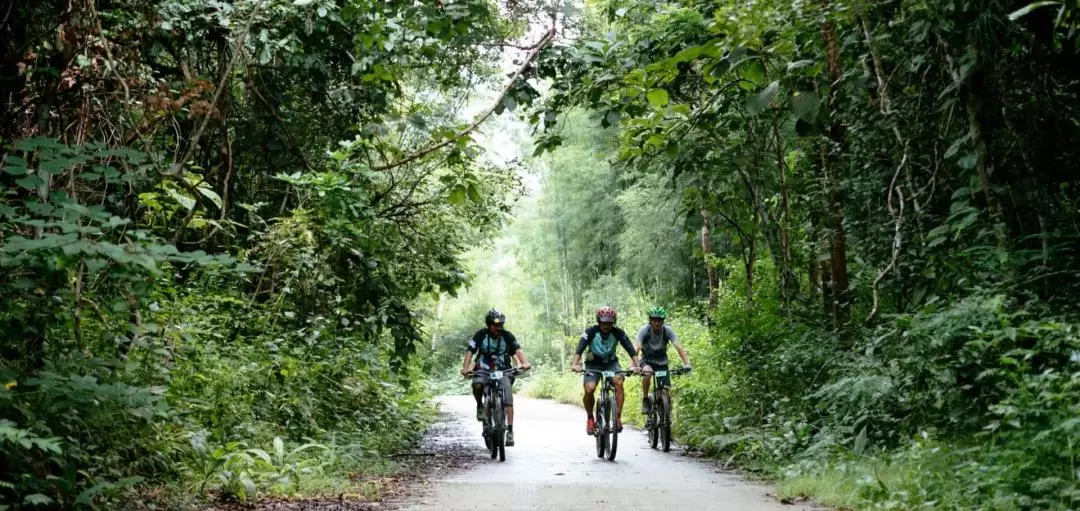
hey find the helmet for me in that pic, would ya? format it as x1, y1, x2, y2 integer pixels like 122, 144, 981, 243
596, 306, 617, 324
485, 308, 506, 325
647, 306, 667, 320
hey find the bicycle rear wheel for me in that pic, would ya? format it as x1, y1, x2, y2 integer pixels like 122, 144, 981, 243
660, 392, 672, 453
493, 393, 505, 462
594, 399, 606, 458
606, 389, 619, 461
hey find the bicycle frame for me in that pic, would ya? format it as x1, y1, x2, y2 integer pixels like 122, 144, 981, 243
469, 368, 523, 462
580, 368, 632, 461
641, 367, 688, 452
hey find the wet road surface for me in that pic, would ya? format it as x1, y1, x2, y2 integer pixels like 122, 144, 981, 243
398, 395, 818, 511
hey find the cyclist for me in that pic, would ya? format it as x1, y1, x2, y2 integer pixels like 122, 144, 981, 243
635, 306, 691, 414
460, 308, 531, 446
570, 306, 641, 435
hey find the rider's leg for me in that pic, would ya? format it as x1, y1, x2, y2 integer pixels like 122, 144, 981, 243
641, 364, 653, 413
472, 383, 484, 406
583, 381, 598, 418
613, 376, 626, 429
471, 380, 484, 421
503, 375, 516, 446
503, 374, 514, 426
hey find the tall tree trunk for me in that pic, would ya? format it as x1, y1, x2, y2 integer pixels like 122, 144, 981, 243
820, 8, 851, 328
771, 108, 796, 309
963, 39, 1007, 249
701, 209, 719, 313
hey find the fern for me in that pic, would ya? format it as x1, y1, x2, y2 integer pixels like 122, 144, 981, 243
23, 493, 54, 506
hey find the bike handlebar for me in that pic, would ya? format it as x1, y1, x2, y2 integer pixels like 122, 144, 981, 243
466, 367, 529, 378
641, 367, 692, 376
574, 369, 636, 376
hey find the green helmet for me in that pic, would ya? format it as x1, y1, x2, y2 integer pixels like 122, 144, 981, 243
647, 306, 667, 320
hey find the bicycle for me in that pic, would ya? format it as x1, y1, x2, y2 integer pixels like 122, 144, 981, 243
577, 368, 635, 461
468, 367, 525, 462
642, 366, 690, 452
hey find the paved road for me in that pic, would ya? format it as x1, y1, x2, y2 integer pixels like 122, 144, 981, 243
399, 395, 817, 511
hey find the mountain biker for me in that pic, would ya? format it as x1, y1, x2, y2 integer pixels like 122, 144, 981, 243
460, 308, 531, 446
571, 306, 641, 435
635, 306, 691, 414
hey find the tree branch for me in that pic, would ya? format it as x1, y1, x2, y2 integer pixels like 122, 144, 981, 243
372, 27, 555, 172
163, 0, 264, 177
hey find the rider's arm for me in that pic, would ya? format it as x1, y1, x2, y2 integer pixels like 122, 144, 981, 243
461, 333, 481, 374
617, 330, 640, 369
507, 332, 529, 368
633, 325, 647, 361
461, 351, 474, 375
571, 331, 589, 370
668, 326, 690, 366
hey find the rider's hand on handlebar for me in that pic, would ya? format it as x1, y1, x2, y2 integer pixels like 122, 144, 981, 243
520, 362, 532, 371
460, 368, 471, 378
629, 365, 641, 374
571, 363, 583, 373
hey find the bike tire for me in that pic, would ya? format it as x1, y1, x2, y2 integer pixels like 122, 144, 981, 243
595, 399, 606, 458
493, 393, 506, 462
606, 390, 619, 461
660, 392, 672, 453
487, 395, 498, 460
648, 394, 659, 449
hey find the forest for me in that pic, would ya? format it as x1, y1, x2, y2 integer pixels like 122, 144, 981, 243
4, 0, 1080, 509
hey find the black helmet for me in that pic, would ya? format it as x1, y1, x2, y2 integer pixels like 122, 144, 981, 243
485, 308, 506, 326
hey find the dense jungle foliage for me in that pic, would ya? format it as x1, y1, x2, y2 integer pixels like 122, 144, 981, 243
5, 0, 1080, 508
0, 0, 554, 508
429, 0, 1080, 509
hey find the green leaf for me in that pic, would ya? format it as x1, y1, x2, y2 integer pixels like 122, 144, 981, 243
502, 95, 517, 112
957, 151, 979, 170
1007, 1, 1061, 20
853, 425, 868, 455
672, 46, 702, 63
448, 185, 467, 205
165, 188, 196, 211
787, 59, 815, 71
604, 110, 621, 127
198, 187, 223, 209
738, 58, 766, 86
747, 81, 780, 114
274, 436, 285, 461
23, 494, 54, 506
791, 91, 820, 121
795, 118, 820, 137
16, 176, 44, 190
646, 89, 670, 107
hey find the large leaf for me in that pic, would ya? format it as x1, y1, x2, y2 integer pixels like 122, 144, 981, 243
1007, 1, 1061, 20
747, 81, 780, 114
165, 188, 196, 211
646, 89, 670, 107
791, 91, 820, 121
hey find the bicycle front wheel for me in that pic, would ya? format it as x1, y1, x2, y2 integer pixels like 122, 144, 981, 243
648, 394, 659, 449
594, 399, 606, 458
660, 392, 672, 453
487, 394, 498, 459
493, 393, 505, 462
606, 390, 619, 461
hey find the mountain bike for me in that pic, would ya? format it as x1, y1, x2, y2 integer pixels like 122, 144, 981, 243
579, 369, 634, 461
468, 367, 525, 462
642, 366, 690, 452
